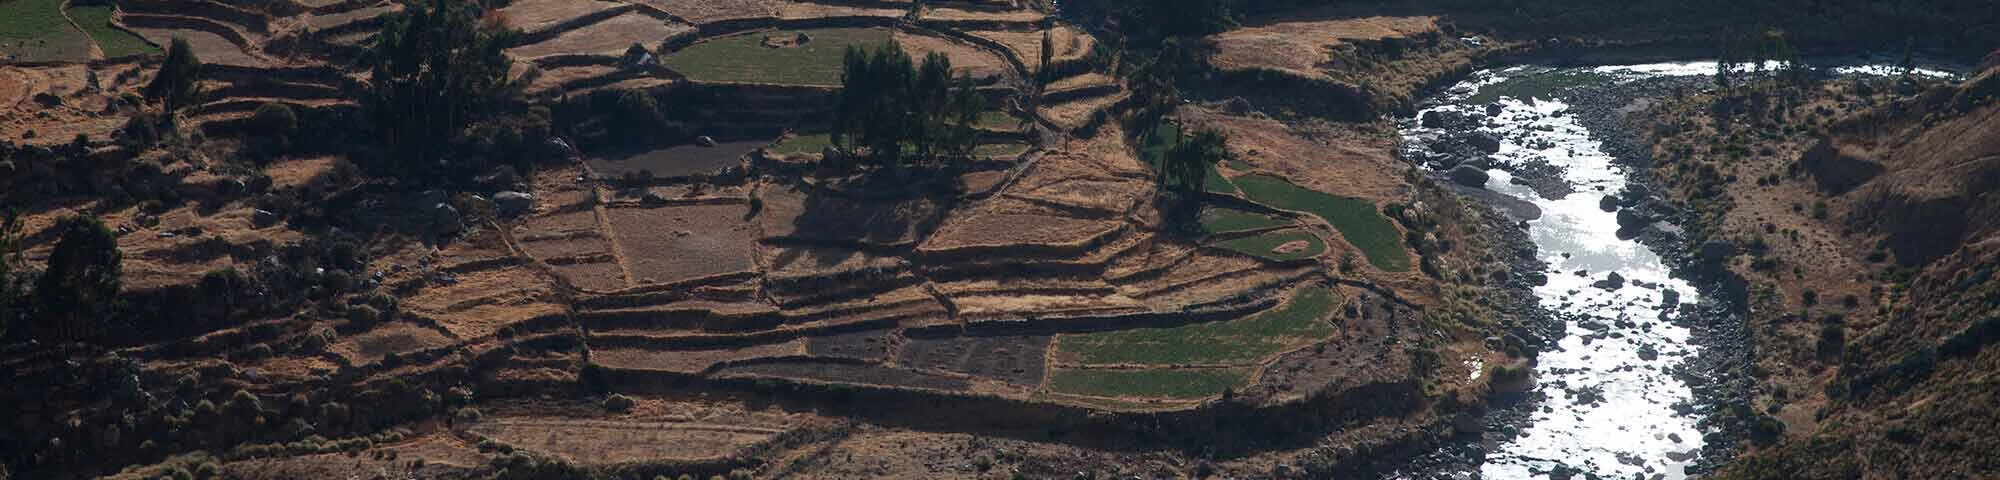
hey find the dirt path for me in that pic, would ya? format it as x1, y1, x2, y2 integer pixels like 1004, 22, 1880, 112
589, 185, 639, 289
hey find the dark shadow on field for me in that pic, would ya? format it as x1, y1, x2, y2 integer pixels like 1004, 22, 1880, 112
762, 170, 959, 270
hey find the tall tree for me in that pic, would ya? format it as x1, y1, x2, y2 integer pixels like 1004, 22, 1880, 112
1038, 29, 1055, 85
1157, 127, 1229, 229
832, 44, 983, 169
144, 37, 202, 115
25, 216, 121, 341
364, 0, 524, 182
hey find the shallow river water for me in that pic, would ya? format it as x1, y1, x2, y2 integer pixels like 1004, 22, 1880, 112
1408, 65, 1708, 479
1395, 63, 1952, 479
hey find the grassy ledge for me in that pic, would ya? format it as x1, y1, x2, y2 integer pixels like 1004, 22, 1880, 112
1058, 286, 1339, 365
1232, 174, 1409, 271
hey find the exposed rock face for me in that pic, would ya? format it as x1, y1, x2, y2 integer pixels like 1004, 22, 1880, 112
1799, 137, 1885, 194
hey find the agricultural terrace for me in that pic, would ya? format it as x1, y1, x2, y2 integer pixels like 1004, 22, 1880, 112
1232, 174, 1410, 271
67, 5, 156, 58
1048, 367, 1253, 400
665, 28, 893, 86
0, 0, 95, 62
1057, 286, 1339, 366
1216, 228, 1327, 261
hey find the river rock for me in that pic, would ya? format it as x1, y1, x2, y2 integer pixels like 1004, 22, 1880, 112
1615, 207, 1653, 229
1465, 132, 1503, 154
695, 135, 718, 147
1486, 103, 1504, 116
494, 191, 533, 217
1599, 194, 1621, 212
432, 203, 462, 234
1448, 165, 1490, 188
1593, 272, 1626, 290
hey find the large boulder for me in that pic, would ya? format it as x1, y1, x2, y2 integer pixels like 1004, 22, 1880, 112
1615, 207, 1654, 229
431, 203, 462, 234
1448, 165, 1490, 188
1799, 138, 1884, 194
1465, 132, 1503, 154
493, 191, 534, 217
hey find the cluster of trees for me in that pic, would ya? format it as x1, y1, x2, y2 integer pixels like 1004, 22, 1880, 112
1155, 127, 1231, 231
831, 43, 985, 169
144, 38, 203, 118
1714, 29, 1812, 89
362, 0, 553, 185
0, 214, 124, 342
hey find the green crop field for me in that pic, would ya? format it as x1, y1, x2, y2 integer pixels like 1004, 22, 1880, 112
66, 5, 156, 59
972, 110, 1026, 132
1048, 368, 1250, 399
663, 28, 893, 86
1200, 207, 1289, 234
1058, 286, 1339, 365
769, 133, 834, 156
1216, 228, 1326, 261
1233, 175, 1410, 271
973, 141, 1030, 158
0, 0, 93, 62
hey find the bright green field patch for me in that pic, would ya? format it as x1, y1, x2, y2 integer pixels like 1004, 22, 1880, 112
1233, 175, 1409, 271
1140, 122, 1235, 195
972, 110, 1026, 132
973, 141, 1030, 159
0, 0, 92, 62
1048, 368, 1250, 399
769, 133, 833, 156
664, 28, 892, 86
1059, 286, 1339, 365
1200, 207, 1288, 234
1216, 229, 1326, 261
66, 6, 156, 58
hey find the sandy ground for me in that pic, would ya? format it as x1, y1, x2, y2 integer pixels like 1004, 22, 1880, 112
1208, 16, 1438, 80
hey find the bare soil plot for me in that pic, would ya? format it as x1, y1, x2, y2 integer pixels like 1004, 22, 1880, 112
304, 4, 398, 31
263, 156, 339, 189
713, 359, 970, 391
628, 0, 773, 24
663, 28, 891, 86
806, 329, 895, 361
1039, 90, 1127, 131
1183, 108, 1406, 201
550, 259, 628, 291
495, 0, 624, 34
1056, 286, 1337, 366
468, 417, 782, 465
919, 204, 1124, 255
594, 340, 805, 373
898, 335, 1049, 387
604, 204, 757, 286
1000, 152, 1150, 216
506, 12, 693, 59
761, 244, 905, 280
1046, 72, 1115, 92
403, 267, 561, 338
952, 292, 1144, 320
1207, 16, 1438, 80
329, 322, 456, 365
522, 64, 619, 93
771, 1, 900, 19
891, 30, 1013, 80
127, 27, 262, 66
969, 26, 1093, 65
756, 185, 945, 247
517, 209, 603, 237
586, 141, 761, 179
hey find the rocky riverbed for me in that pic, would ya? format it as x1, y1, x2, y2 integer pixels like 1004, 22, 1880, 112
1392, 64, 1763, 480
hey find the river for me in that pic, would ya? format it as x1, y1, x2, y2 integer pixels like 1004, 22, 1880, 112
1393, 62, 1954, 479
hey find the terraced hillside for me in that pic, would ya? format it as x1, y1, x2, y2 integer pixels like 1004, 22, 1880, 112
0, 0, 1549, 478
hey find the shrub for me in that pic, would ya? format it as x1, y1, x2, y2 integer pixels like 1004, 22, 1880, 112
602, 394, 635, 412
347, 304, 382, 326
